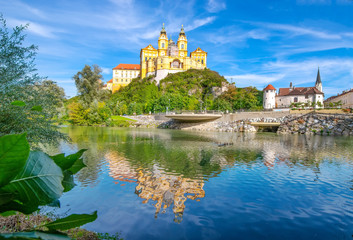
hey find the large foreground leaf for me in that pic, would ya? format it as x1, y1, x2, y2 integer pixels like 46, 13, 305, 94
68, 157, 86, 174
0, 231, 70, 240
50, 149, 87, 171
0, 134, 30, 187
44, 211, 98, 231
0, 190, 15, 205
62, 171, 75, 192
2, 151, 64, 207
0, 201, 39, 215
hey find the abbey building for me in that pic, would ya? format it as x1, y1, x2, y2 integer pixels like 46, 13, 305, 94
104, 24, 207, 92
140, 24, 207, 83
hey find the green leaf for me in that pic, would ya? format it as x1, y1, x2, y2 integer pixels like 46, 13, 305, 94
10, 101, 26, 107
0, 211, 17, 217
30, 105, 43, 112
0, 231, 70, 240
67, 157, 86, 174
2, 151, 64, 207
50, 153, 69, 170
47, 199, 61, 208
44, 211, 98, 231
0, 133, 30, 187
66, 150, 87, 175
62, 171, 75, 192
0, 190, 15, 205
0, 201, 39, 215
50, 149, 87, 171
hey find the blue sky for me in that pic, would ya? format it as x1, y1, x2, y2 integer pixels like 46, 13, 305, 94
1, 0, 353, 98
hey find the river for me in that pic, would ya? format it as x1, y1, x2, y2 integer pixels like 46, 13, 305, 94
47, 126, 353, 239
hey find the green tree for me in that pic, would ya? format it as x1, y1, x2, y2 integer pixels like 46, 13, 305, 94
73, 64, 103, 106
0, 15, 67, 146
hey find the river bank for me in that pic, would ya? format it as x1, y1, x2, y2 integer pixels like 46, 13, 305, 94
127, 113, 353, 135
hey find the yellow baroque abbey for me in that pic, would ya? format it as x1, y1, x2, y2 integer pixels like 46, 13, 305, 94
140, 24, 207, 82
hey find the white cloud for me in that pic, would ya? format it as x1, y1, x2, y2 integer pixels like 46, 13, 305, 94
205, 26, 269, 45
224, 58, 353, 95
101, 67, 111, 75
250, 21, 341, 40
224, 74, 285, 88
207, 0, 226, 13
186, 17, 216, 31
7, 18, 56, 38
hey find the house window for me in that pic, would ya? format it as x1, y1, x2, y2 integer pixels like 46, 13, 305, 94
305, 94, 308, 99
294, 97, 298, 102
201, 60, 204, 64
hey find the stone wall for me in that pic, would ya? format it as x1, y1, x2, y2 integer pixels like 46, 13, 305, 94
278, 113, 353, 136
216, 111, 290, 122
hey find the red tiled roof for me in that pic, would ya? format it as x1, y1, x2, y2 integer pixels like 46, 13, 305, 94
278, 87, 323, 96
107, 78, 113, 83
264, 84, 276, 90
113, 64, 140, 70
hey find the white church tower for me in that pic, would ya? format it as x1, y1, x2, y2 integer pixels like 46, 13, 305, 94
263, 84, 276, 109
315, 67, 323, 92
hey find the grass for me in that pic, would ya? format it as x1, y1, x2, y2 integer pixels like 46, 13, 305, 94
109, 115, 137, 127
110, 116, 137, 122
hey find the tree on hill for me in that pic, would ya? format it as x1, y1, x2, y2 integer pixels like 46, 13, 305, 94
217, 86, 263, 110
0, 15, 67, 146
73, 64, 104, 106
103, 68, 263, 114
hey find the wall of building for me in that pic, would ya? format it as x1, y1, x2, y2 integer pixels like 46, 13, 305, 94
325, 91, 353, 109
276, 94, 324, 108
155, 69, 185, 84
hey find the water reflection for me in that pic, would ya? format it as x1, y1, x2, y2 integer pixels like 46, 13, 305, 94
55, 127, 353, 223
106, 152, 137, 183
106, 150, 205, 222
135, 169, 204, 223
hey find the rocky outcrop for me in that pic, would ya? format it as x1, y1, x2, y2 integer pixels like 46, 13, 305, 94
278, 113, 353, 136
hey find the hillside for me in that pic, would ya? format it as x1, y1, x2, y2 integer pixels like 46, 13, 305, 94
107, 69, 263, 114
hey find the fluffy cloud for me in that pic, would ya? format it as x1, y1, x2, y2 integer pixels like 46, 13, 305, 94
206, 0, 226, 13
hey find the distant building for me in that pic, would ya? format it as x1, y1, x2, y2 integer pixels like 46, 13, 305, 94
105, 64, 140, 93
263, 69, 324, 109
140, 24, 207, 83
324, 89, 353, 108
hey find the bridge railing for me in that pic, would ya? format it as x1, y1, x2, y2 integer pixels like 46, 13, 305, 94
166, 110, 223, 115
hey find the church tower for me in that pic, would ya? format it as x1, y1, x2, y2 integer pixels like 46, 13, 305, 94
315, 67, 323, 92
158, 23, 168, 57
177, 25, 187, 57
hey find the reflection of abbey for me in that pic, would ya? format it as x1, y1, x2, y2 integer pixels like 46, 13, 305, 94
140, 24, 207, 83
105, 24, 207, 92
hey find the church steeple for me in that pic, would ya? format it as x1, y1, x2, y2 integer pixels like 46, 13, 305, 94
179, 24, 185, 36
177, 25, 187, 57
315, 67, 323, 92
158, 23, 168, 56
160, 23, 166, 35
